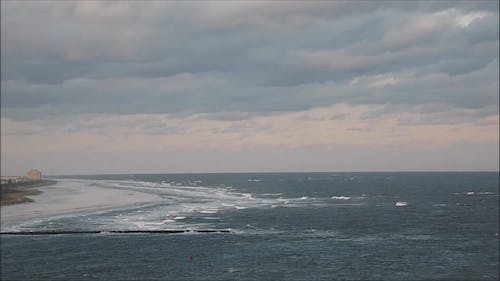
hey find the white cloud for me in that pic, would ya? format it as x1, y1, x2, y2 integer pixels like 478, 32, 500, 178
455, 11, 490, 28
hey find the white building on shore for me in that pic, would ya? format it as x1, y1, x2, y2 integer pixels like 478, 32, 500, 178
0, 169, 43, 184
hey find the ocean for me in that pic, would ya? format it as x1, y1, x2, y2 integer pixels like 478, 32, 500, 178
1, 172, 498, 280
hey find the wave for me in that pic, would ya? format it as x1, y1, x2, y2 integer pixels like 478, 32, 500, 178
432, 203, 448, 207
5, 178, 238, 230
331, 196, 351, 200
260, 193, 283, 196
478, 191, 494, 195
453, 191, 496, 196
199, 209, 219, 214
4, 178, 370, 232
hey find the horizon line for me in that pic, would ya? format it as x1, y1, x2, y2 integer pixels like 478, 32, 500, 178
42, 170, 500, 177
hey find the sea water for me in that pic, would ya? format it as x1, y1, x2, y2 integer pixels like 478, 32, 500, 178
1, 172, 498, 280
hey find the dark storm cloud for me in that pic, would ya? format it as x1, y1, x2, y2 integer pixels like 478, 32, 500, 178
1, 1, 498, 121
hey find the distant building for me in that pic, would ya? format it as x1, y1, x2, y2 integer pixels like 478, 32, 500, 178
0, 176, 23, 184
26, 169, 42, 180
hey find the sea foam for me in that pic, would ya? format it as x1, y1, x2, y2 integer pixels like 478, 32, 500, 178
331, 196, 351, 200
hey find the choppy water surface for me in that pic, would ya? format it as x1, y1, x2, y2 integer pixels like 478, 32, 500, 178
1, 172, 498, 280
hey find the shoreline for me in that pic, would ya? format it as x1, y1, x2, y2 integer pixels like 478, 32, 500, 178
0, 180, 57, 206
0, 179, 162, 228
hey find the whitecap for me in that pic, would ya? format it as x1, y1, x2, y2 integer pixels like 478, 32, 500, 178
261, 193, 283, 196
199, 209, 218, 214
331, 196, 351, 200
395, 201, 408, 207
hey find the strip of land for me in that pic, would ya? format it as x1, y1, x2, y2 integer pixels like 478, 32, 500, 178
0, 179, 162, 228
0, 180, 57, 206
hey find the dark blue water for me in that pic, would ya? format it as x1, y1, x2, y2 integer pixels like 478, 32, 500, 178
1, 172, 498, 280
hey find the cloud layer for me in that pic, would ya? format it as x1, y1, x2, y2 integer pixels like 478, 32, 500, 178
2, 1, 498, 118
1, 1, 498, 174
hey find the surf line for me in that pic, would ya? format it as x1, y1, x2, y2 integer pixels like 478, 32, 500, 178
0, 229, 232, 235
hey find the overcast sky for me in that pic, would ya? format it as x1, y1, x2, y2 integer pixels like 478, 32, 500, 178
1, 1, 498, 175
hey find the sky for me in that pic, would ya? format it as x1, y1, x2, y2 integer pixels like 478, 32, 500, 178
1, 1, 499, 175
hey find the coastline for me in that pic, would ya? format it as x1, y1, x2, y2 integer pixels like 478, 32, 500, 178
0, 180, 57, 206
0, 179, 162, 228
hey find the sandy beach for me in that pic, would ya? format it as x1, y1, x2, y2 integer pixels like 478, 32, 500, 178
0, 179, 162, 228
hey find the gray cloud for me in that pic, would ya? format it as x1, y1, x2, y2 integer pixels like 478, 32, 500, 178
1, 1, 498, 122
